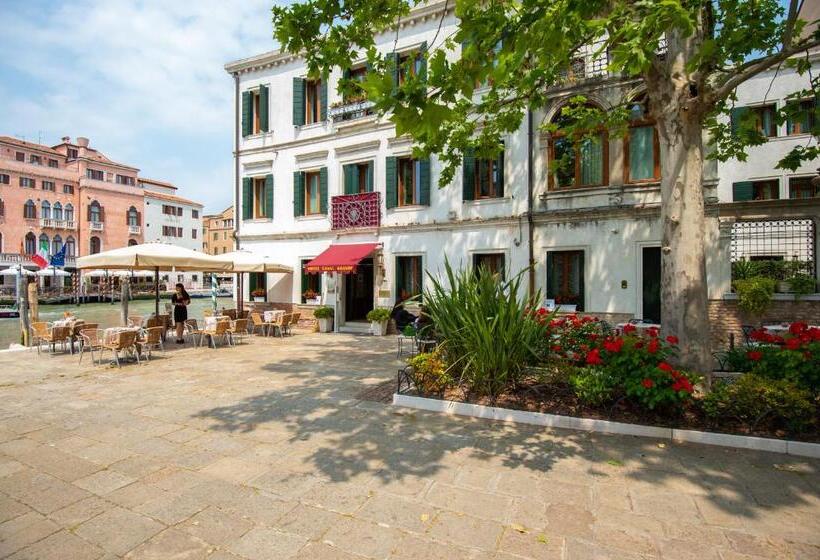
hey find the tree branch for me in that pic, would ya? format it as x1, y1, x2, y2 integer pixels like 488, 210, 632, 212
710, 36, 820, 103
782, 0, 800, 48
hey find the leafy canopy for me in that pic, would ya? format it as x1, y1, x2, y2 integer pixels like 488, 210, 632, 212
272, 0, 820, 186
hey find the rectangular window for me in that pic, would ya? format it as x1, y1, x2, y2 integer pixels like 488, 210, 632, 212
789, 177, 818, 199
752, 179, 780, 201
63, 184, 74, 194
252, 177, 270, 218
550, 133, 607, 189
192, 209, 199, 219
48, 159, 59, 168
213, 232, 218, 240
787, 99, 816, 135
301, 258, 322, 303
20, 177, 34, 188
24, 203, 36, 219
395, 256, 423, 303
398, 158, 421, 206
192, 274, 198, 282
626, 125, 660, 182
547, 250, 585, 311
41, 181, 55, 191
29, 155, 41, 165
752, 105, 777, 137
0, 174, 9, 185
115, 174, 135, 186
473, 253, 506, 278
304, 171, 321, 215
398, 52, 423, 84
15, 152, 25, 162
86, 169, 104, 181
67, 148, 78, 159
305, 79, 322, 124
472, 157, 502, 199
192, 229, 197, 239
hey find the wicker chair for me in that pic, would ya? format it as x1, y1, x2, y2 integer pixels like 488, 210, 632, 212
127, 315, 144, 328
31, 322, 71, 355
200, 319, 231, 348
280, 313, 295, 336
78, 328, 104, 365
290, 312, 302, 332
227, 319, 250, 345
250, 312, 274, 336
184, 319, 203, 346
223, 309, 237, 320
267, 313, 285, 338
139, 326, 165, 360
101, 330, 140, 367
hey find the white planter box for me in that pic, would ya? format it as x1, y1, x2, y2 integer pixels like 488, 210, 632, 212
317, 317, 333, 333
371, 320, 388, 336
252, 296, 265, 302
306, 297, 321, 305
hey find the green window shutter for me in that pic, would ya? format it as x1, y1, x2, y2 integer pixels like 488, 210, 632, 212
366, 161, 374, 192
730, 107, 748, 136
390, 52, 400, 96
293, 171, 305, 216
419, 159, 431, 206
385, 156, 398, 208
264, 174, 274, 219
732, 181, 754, 202
479, 160, 489, 198
462, 148, 475, 201
497, 142, 505, 197
418, 41, 428, 83
319, 167, 329, 214
292, 78, 305, 126
242, 177, 252, 220
259, 85, 269, 132
320, 77, 328, 121
241, 91, 252, 137
343, 164, 355, 194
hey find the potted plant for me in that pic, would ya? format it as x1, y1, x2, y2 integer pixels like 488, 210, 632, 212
733, 277, 776, 322
251, 288, 266, 302
788, 274, 817, 299
302, 289, 321, 305
314, 306, 334, 333
367, 307, 391, 336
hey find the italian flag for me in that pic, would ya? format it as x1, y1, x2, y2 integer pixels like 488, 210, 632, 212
32, 238, 49, 269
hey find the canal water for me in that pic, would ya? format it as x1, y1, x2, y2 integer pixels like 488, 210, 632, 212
0, 297, 233, 349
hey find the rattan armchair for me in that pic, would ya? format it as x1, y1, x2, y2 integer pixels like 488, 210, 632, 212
227, 318, 250, 345
31, 322, 71, 355
101, 330, 140, 367
200, 319, 231, 348
139, 326, 165, 360
78, 328, 104, 365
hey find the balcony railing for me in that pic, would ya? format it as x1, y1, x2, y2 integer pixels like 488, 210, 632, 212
1, 253, 76, 267
40, 218, 77, 230
329, 99, 375, 123
90, 221, 104, 232
331, 191, 381, 230
128, 225, 141, 235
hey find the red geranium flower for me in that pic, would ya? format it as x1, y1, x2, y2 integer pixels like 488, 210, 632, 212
622, 324, 637, 334
646, 327, 659, 338
672, 377, 694, 393
785, 337, 802, 351
585, 349, 602, 365
647, 338, 660, 354
641, 378, 654, 389
807, 327, 820, 341
658, 361, 674, 372
634, 341, 644, 349
747, 350, 763, 361
603, 337, 624, 353
789, 322, 808, 335
666, 335, 679, 345
551, 345, 562, 352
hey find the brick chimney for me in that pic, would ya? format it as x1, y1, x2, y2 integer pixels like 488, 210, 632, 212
76, 136, 89, 157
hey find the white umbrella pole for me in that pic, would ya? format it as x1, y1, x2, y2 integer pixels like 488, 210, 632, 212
154, 267, 160, 316
211, 273, 217, 313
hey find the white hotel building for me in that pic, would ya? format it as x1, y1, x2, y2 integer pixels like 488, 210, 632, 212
225, 1, 819, 337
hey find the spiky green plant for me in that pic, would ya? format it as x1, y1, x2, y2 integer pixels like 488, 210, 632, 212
422, 259, 547, 398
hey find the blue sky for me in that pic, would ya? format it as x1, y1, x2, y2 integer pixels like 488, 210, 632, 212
0, 0, 286, 214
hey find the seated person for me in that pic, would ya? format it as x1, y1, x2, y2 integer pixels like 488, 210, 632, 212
391, 304, 416, 330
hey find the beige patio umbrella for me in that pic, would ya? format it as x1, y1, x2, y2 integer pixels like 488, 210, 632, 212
76, 242, 232, 316
220, 250, 293, 314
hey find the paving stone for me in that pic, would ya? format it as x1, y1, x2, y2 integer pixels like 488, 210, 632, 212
355, 492, 436, 534
0, 495, 30, 524
6, 529, 104, 560
247, 471, 322, 499
105, 480, 170, 509
48, 496, 111, 528
659, 538, 722, 560
722, 531, 793, 558
497, 527, 564, 559
109, 455, 166, 478
544, 504, 594, 539
564, 538, 656, 560
0, 512, 61, 557
425, 511, 503, 551
74, 469, 137, 495
294, 542, 368, 560
631, 491, 702, 524
425, 482, 513, 522
0, 470, 90, 514
199, 457, 269, 484
15, 445, 102, 482
75, 507, 165, 556
228, 527, 307, 560
75, 443, 134, 466
124, 528, 213, 560
323, 516, 403, 559
299, 481, 371, 515
390, 533, 480, 560
179, 507, 254, 547
0, 459, 27, 479
135, 491, 209, 525
591, 523, 658, 556
273, 504, 346, 540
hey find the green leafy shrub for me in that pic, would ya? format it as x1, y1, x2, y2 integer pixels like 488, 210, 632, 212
788, 274, 816, 297
366, 308, 391, 322
746, 323, 820, 392
733, 277, 776, 316
731, 260, 761, 281
407, 349, 452, 396
570, 368, 616, 406
423, 259, 547, 398
313, 306, 334, 319
717, 347, 755, 372
703, 374, 816, 433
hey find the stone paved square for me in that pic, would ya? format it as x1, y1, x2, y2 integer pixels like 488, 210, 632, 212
0, 332, 817, 559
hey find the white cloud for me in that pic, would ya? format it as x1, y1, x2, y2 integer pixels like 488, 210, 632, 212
0, 0, 284, 212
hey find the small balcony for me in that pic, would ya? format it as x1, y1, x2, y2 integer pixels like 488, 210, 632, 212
90, 221, 104, 232
329, 98, 375, 123
128, 225, 141, 235
40, 218, 76, 230
331, 192, 381, 230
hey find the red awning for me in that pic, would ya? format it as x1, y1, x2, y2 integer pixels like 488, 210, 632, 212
304, 243, 379, 274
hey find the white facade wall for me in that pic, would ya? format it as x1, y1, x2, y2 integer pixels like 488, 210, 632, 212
143, 191, 204, 289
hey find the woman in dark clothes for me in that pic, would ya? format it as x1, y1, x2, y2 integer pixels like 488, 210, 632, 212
171, 283, 190, 343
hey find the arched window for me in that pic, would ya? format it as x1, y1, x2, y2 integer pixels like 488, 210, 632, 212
53, 202, 63, 221
52, 235, 62, 255
127, 206, 139, 226
23, 200, 36, 219
38, 233, 50, 255
128, 239, 138, 246
65, 236, 76, 257
89, 201, 101, 223
64, 203, 74, 222
624, 93, 661, 183
90, 236, 101, 254
25, 233, 36, 255
41, 201, 51, 220
548, 104, 609, 189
